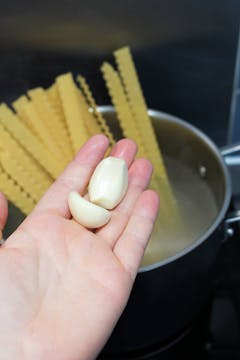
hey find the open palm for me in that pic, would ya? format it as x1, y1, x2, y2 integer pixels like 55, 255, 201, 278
0, 135, 159, 360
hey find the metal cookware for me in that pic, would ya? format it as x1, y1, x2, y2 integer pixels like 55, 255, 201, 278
99, 106, 240, 354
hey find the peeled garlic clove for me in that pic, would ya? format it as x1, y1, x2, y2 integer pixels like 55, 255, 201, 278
88, 156, 128, 210
68, 191, 110, 228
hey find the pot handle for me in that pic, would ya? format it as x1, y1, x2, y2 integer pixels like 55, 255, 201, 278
220, 144, 240, 241
221, 143, 240, 166
223, 210, 240, 242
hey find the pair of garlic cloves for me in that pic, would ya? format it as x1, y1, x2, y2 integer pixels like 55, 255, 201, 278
68, 157, 128, 228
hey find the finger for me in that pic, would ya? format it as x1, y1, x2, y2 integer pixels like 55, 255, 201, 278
96, 158, 153, 247
33, 135, 109, 217
0, 192, 8, 239
114, 190, 159, 281
110, 138, 137, 167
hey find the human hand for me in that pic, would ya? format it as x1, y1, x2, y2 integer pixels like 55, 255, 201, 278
0, 135, 159, 360
0, 191, 8, 240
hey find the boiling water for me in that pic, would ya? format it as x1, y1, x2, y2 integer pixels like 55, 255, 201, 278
141, 157, 219, 267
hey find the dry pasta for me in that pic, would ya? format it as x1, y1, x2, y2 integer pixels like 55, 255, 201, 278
77, 75, 115, 148
56, 73, 89, 153
0, 46, 180, 234
0, 104, 62, 179
28, 87, 72, 163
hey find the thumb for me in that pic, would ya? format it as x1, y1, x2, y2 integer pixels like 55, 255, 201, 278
0, 192, 8, 239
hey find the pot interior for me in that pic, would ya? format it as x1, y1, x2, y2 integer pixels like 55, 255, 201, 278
101, 107, 230, 267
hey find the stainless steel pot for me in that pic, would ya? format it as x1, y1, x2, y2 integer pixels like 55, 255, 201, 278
98, 106, 240, 354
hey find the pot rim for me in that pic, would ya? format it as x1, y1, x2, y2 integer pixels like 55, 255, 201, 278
98, 106, 232, 272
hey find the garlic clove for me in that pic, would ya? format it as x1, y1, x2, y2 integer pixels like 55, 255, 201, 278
88, 156, 128, 210
68, 191, 110, 228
